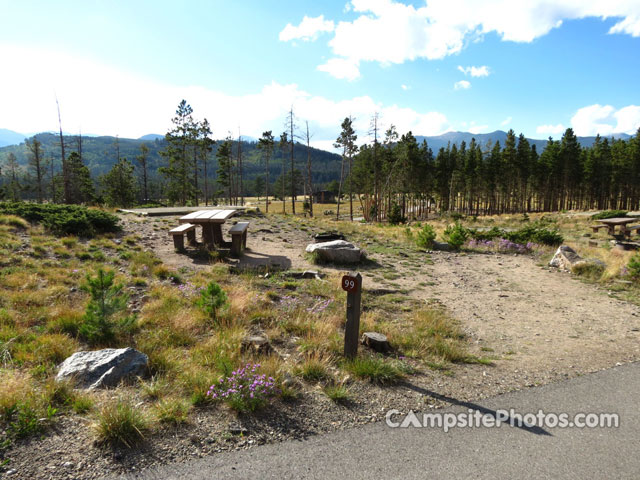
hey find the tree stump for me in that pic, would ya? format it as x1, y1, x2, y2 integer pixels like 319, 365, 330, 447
361, 332, 391, 353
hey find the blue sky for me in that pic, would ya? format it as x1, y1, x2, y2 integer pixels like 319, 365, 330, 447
1, 0, 639, 150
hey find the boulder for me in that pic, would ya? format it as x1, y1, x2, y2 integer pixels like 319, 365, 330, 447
306, 240, 362, 264
549, 245, 583, 270
361, 332, 391, 353
549, 245, 606, 273
56, 347, 148, 390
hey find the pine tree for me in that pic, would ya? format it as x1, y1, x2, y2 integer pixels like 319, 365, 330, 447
160, 100, 197, 205
334, 116, 358, 220
103, 158, 137, 207
26, 137, 45, 203
216, 137, 233, 204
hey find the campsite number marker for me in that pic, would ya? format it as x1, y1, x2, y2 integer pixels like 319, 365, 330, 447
342, 272, 362, 359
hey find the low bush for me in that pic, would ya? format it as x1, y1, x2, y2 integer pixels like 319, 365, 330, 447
0, 202, 120, 237
468, 222, 563, 246
627, 254, 640, 279
415, 224, 437, 250
442, 222, 469, 250
591, 210, 627, 220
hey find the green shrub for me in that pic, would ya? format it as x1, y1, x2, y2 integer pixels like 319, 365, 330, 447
591, 210, 627, 220
387, 203, 406, 225
0, 202, 120, 237
79, 269, 135, 344
627, 254, 640, 279
415, 224, 437, 250
442, 222, 469, 250
468, 223, 563, 246
196, 281, 228, 324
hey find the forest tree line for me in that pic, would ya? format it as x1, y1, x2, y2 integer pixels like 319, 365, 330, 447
350, 125, 640, 221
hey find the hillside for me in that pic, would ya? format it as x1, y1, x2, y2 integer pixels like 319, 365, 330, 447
0, 133, 343, 186
0, 128, 26, 148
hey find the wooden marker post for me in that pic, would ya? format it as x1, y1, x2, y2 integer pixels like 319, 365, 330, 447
342, 272, 362, 359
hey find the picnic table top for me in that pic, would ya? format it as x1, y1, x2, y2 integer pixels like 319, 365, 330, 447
597, 217, 639, 226
179, 209, 237, 224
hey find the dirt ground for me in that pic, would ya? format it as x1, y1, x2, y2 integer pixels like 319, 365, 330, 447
125, 211, 640, 388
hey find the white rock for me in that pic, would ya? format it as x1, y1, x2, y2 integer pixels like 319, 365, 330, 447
56, 347, 148, 390
305, 240, 362, 264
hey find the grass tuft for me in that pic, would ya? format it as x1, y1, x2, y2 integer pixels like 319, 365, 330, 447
93, 399, 148, 448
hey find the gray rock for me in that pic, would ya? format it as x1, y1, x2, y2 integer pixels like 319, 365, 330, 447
56, 347, 148, 390
306, 240, 362, 264
432, 241, 452, 252
550, 245, 606, 272
549, 245, 583, 270
361, 332, 391, 353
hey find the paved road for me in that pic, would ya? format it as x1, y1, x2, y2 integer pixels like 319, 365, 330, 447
110, 362, 640, 480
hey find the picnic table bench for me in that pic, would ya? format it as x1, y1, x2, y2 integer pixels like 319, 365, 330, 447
229, 222, 249, 256
169, 223, 196, 250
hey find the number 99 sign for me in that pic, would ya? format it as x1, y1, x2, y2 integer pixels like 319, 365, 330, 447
341, 274, 359, 293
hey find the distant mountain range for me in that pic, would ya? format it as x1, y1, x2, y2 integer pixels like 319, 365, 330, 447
0, 132, 343, 186
0, 129, 26, 148
0, 128, 634, 153
414, 130, 633, 153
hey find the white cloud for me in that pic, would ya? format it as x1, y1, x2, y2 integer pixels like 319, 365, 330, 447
571, 104, 640, 136
401, 84, 410, 90
536, 124, 566, 135
454, 80, 471, 90
500, 116, 512, 126
0, 45, 450, 151
317, 58, 361, 81
469, 124, 489, 134
307, 0, 640, 78
458, 65, 490, 77
279, 15, 334, 42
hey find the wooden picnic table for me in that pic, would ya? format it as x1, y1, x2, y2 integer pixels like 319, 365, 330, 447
596, 217, 639, 236
179, 209, 237, 247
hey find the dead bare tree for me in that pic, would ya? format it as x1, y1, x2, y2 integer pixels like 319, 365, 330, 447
305, 121, 314, 217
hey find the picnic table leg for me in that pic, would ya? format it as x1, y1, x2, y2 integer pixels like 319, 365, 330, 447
201, 224, 214, 246
172, 234, 184, 251
242, 230, 247, 249
212, 224, 224, 246
608, 225, 616, 236
186, 228, 196, 245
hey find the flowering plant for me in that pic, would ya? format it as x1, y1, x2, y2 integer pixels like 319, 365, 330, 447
207, 363, 278, 412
